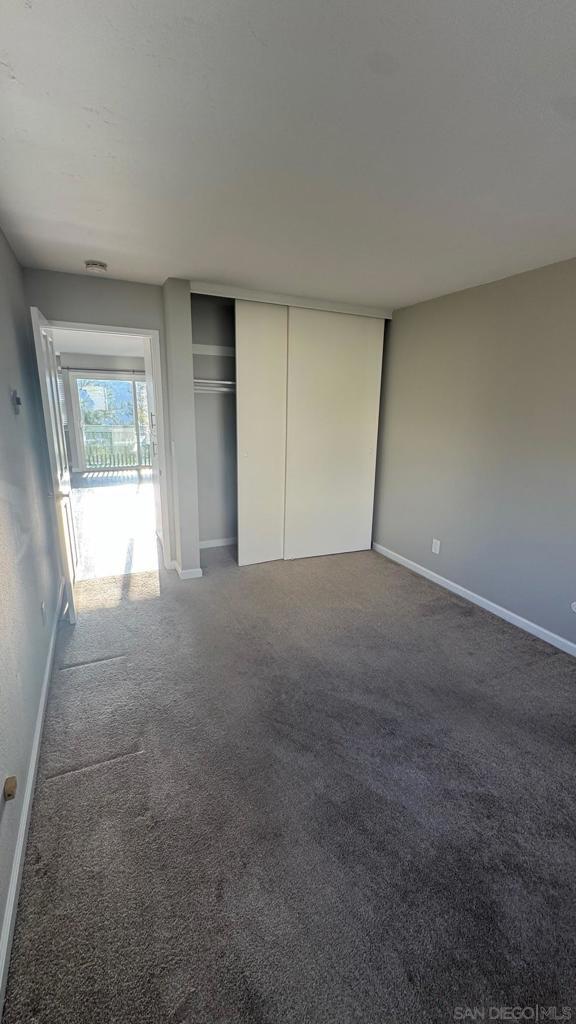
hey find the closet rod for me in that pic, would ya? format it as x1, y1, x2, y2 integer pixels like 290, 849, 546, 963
194, 378, 236, 395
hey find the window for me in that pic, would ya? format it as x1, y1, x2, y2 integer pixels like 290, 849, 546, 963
75, 376, 151, 469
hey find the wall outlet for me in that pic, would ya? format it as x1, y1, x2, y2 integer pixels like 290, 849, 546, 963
432, 538, 441, 555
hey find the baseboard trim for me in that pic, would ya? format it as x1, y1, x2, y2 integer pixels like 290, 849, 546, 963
0, 576, 65, 1012
173, 563, 203, 580
199, 537, 236, 550
372, 543, 576, 658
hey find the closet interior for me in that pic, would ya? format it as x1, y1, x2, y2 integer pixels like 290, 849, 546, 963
191, 294, 238, 551
191, 293, 385, 568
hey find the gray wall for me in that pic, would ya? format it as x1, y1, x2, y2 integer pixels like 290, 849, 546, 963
163, 279, 202, 573
373, 257, 576, 644
23, 269, 164, 334
191, 295, 237, 545
0, 234, 60, 976
195, 394, 238, 543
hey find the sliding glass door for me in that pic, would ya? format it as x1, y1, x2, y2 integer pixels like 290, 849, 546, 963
74, 374, 151, 469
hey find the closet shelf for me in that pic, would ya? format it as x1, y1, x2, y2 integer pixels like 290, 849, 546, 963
194, 378, 236, 394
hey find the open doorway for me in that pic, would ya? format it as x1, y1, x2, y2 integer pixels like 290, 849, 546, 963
45, 321, 168, 584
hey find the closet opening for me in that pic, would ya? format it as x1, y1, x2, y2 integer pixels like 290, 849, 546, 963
190, 294, 384, 572
191, 294, 238, 569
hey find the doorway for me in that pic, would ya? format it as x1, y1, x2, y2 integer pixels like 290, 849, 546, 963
33, 312, 169, 597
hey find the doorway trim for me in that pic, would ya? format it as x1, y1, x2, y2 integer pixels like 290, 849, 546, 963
51, 320, 172, 570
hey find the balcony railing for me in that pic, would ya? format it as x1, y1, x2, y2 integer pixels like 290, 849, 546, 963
84, 443, 151, 469
83, 426, 151, 469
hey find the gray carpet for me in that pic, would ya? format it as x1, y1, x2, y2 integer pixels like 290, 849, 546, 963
3, 549, 576, 1023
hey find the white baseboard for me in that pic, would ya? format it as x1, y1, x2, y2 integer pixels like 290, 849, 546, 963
0, 576, 65, 1012
372, 543, 576, 658
168, 560, 203, 579
199, 537, 236, 550
172, 562, 203, 580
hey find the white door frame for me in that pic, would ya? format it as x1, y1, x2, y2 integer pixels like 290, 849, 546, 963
61, 367, 84, 471
31, 308, 78, 623
50, 320, 172, 569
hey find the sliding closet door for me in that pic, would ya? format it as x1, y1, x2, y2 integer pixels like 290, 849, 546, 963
284, 307, 384, 560
236, 300, 288, 566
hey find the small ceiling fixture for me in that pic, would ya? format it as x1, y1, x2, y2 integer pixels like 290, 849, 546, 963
84, 259, 108, 274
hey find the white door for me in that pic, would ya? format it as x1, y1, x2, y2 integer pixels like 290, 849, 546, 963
236, 301, 288, 566
284, 307, 384, 560
31, 308, 77, 622
143, 338, 164, 550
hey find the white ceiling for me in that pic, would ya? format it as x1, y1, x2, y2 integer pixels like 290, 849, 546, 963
2, 0, 576, 309
52, 329, 146, 357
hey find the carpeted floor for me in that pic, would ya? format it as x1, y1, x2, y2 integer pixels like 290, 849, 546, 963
3, 549, 576, 1023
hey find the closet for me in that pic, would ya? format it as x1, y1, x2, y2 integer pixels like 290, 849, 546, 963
192, 293, 385, 566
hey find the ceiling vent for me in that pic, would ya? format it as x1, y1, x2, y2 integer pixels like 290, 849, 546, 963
84, 259, 108, 274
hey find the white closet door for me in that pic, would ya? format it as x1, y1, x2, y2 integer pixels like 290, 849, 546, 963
236, 300, 288, 566
284, 307, 383, 560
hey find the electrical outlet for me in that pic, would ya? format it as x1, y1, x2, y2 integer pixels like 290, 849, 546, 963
10, 389, 22, 414
432, 538, 441, 555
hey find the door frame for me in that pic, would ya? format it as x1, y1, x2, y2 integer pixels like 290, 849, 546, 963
31, 308, 78, 622
50, 320, 172, 569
